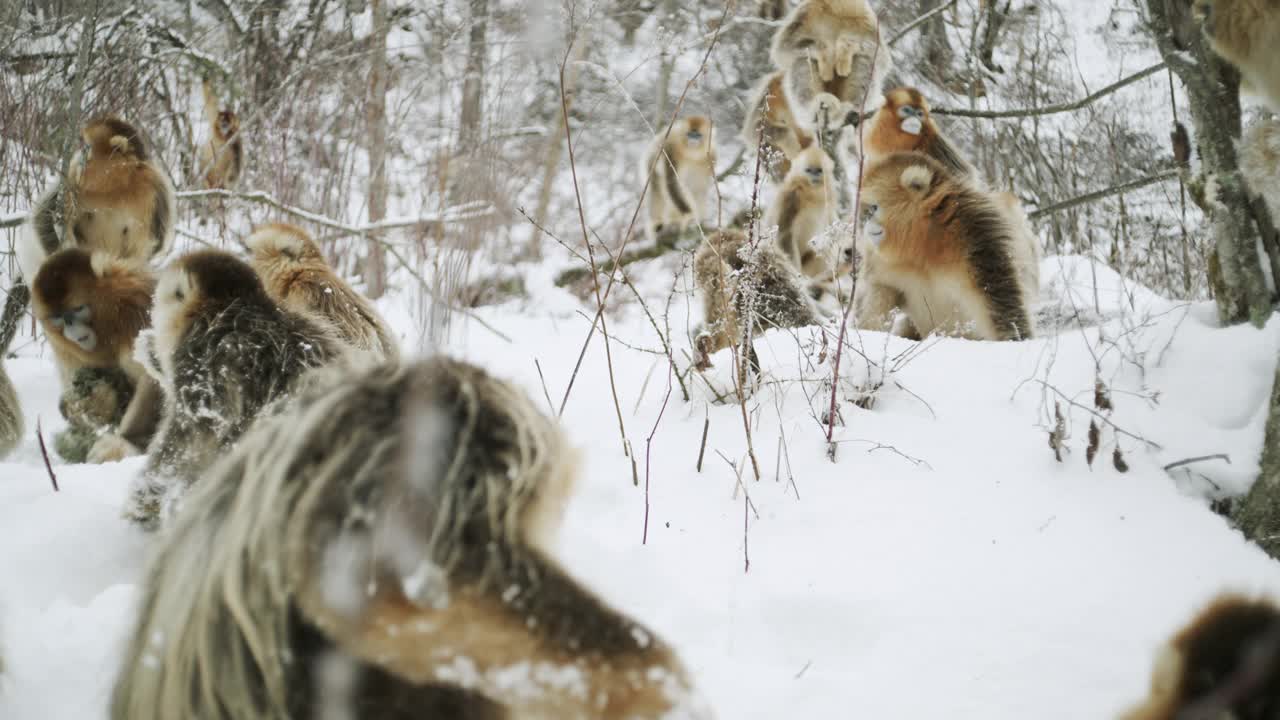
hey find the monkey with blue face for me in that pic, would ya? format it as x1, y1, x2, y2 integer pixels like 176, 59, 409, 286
31, 248, 162, 463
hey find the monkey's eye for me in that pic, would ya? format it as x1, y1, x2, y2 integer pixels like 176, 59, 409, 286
71, 305, 90, 322
174, 288, 185, 302
49, 315, 65, 328
805, 165, 824, 179
686, 130, 703, 141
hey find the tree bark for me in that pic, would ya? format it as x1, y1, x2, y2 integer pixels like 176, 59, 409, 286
919, 0, 955, 81
1144, 0, 1270, 327
1236, 364, 1280, 558
458, 0, 488, 152
364, 0, 389, 299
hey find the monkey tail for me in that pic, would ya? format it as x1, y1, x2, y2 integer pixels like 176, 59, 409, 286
0, 282, 27, 456
0, 281, 30, 355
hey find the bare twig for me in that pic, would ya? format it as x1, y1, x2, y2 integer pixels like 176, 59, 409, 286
1028, 170, 1180, 220
889, 0, 957, 46
696, 412, 710, 472
533, 358, 556, 416
932, 62, 1166, 118
642, 362, 674, 544
1164, 453, 1231, 471
36, 418, 59, 492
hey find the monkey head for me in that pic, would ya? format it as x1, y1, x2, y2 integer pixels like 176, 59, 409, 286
788, 142, 835, 187
245, 222, 323, 265
676, 115, 714, 153
858, 152, 941, 248
215, 110, 239, 140
32, 248, 153, 362
80, 116, 148, 162
153, 250, 272, 373
869, 88, 932, 153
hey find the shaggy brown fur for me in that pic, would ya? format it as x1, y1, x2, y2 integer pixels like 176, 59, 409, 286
0, 360, 18, 459
198, 80, 242, 189
1194, 0, 1280, 111
20, 116, 174, 284
866, 87, 981, 184
247, 222, 399, 362
693, 228, 823, 370
31, 249, 162, 462
771, 0, 891, 121
111, 358, 708, 720
124, 249, 345, 529
742, 70, 815, 183
644, 116, 717, 242
854, 152, 1036, 341
1120, 594, 1280, 719
1242, 116, 1280, 223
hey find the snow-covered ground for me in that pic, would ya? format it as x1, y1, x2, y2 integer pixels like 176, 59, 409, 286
1, 252, 1278, 719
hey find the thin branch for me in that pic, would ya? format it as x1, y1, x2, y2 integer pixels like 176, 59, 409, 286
1036, 380, 1162, 450
36, 418, 59, 492
1028, 170, 1180, 220
889, 0, 957, 46
1164, 453, 1231, 471
932, 62, 1166, 118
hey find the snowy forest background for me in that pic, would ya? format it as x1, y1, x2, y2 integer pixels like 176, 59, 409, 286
2, 0, 1280, 717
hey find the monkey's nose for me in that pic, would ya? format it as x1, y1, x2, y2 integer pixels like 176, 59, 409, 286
687, 131, 703, 141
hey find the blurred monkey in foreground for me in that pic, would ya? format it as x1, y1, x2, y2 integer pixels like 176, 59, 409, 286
111, 358, 710, 720
1119, 594, 1280, 719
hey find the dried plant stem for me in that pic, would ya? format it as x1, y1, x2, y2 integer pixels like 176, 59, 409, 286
36, 418, 58, 492
932, 63, 1166, 118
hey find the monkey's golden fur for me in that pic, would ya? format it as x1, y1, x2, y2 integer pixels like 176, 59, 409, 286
742, 70, 815, 183
855, 152, 1036, 341
111, 358, 708, 720
1242, 116, 1280, 224
867, 88, 981, 183
771, 0, 892, 120
1194, 0, 1280, 111
1120, 594, 1280, 719
247, 223, 399, 362
31, 249, 162, 462
20, 117, 174, 284
198, 79, 242, 189
767, 143, 848, 285
693, 228, 823, 370
126, 250, 345, 528
644, 116, 717, 241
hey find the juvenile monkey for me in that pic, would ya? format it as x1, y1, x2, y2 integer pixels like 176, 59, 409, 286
198, 79, 242, 189
19, 116, 175, 284
693, 228, 824, 372
124, 249, 344, 529
246, 223, 399, 362
742, 70, 815, 183
767, 143, 845, 282
1119, 594, 1280, 719
1193, 0, 1280, 111
111, 358, 710, 720
854, 152, 1036, 341
771, 0, 892, 127
866, 87, 981, 184
643, 116, 717, 242
31, 249, 162, 463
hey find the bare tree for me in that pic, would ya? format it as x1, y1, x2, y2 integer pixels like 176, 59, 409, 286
459, 0, 488, 151
1142, 0, 1272, 327
364, 0, 389, 298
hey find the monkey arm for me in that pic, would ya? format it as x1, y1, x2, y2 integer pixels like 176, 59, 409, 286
31, 185, 65, 259
659, 147, 693, 216
770, 7, 815, 66
147, 172, 174, 258
117, 373, 163, 450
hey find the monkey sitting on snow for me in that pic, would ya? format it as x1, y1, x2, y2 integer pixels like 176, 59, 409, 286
1193, 0, 1280, 111
1119, 594, 1280, 719
742, 70, 816, 183
771, 0, 892, 141
854, 152, 1037, 341
123, 249, 346, 529
30, 249, 163, 464
111, 357, 711, 720
643, 116, 717, 242
246, 223, 400, 363
693, 228, 824, 374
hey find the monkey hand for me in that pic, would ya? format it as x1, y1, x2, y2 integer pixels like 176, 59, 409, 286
835, 37, 856, 77
811, 93, 846, 130
87, 433, 142, 464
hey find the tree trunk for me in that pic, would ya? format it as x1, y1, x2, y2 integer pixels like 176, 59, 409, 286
458, 0, 488, 152
653, 0, 678, 126
977, 0, 1011, 73
1235, 364, 1280, 558
364, 0, 389, 299
525, 33, 588, 259
920, 0, 955, 81
1143, 0, 1271, 327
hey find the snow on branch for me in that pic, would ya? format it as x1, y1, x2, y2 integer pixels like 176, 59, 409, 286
932, 62, 1166, 119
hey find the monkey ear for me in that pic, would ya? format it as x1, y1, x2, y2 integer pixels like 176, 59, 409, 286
109, 135, 131, 154
900, 165, 933, 195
